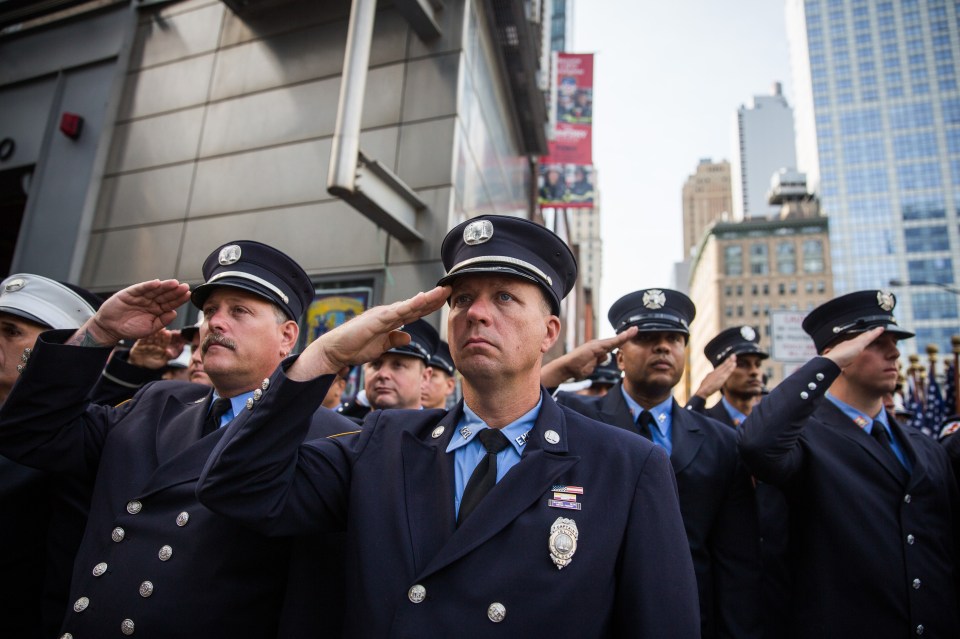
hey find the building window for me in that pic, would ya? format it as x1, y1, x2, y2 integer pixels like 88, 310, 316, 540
736, 284, 744, 296
750, 243, 769, 275
763, 284, 770, 295
806, 281, 814, 293
725, 305, 733, 318
913, 291, 959, 319
736, 305, 744, 317
724, 245, 743, 276
905, 226, 950, 252
776, 241, 796, 274
907, 257, 954, 284
803, 240, 825, 273
724, 285, 732, 297
778, 283, 786, 295
751, 284, 759, 296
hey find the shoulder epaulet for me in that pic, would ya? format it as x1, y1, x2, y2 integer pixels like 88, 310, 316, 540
327, 429, 361, 439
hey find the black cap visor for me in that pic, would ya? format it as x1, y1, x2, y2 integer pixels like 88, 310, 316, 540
438, 263, 560, 314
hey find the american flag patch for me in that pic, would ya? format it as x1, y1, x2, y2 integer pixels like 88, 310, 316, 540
552, 485, 583, 494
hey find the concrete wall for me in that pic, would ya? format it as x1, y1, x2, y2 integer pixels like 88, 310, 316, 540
77, 0, 531, 310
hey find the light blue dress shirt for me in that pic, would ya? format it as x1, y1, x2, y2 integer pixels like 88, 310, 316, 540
826, 392, 912, 472
721, 396, 748, 427
446, 398, 540, 518
210, 391, 255, 429
620, 388, 673, 456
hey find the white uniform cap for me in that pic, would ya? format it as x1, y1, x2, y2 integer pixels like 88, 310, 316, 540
0, 273, 96, 329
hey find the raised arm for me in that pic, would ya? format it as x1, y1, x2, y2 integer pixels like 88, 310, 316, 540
738, 327, 884, 484
69, 279, 191, 347
198, 287, 450, 535
540, 327, 637, 389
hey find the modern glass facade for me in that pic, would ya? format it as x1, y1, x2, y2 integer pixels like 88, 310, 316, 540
787, 0, 960, 356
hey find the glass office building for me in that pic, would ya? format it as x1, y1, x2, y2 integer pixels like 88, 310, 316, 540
787, 0, 960, 355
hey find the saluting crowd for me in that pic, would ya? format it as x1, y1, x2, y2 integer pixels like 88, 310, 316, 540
0, 215, 958, 639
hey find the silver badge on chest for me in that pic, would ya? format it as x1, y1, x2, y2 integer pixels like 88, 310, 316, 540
548, 517, 578, 570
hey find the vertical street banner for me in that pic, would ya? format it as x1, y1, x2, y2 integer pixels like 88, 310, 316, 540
540, 53, 594, 209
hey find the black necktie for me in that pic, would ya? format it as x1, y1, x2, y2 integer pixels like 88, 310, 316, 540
458, 429, 510, 526
203, 397, 232, 436
637, 410, 656, 441
871, 420, 902, 467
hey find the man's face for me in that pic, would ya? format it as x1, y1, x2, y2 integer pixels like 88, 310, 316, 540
199, 288, 297, 396
447, 275, 559, 386
834, 332, 902, 397
364, 353, 428, 410
0, 312, 47, 401
187, 344, 212, 387
617, 331, 686, 402
322, 376, 347, 410
723, 353, 765, 400
421, 368, 456, 409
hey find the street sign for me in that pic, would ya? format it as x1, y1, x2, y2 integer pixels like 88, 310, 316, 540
770, 310, 817, 362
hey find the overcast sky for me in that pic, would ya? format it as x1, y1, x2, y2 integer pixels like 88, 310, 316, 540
572, 1, 795, 336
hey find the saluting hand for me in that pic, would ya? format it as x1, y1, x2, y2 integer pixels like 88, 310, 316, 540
128, 328, 185, 370
822, 326, 885, 369
71, 280, 192, 347
691, 355, 737, 400
287, 286, 451, 381
540, 327, 637, 388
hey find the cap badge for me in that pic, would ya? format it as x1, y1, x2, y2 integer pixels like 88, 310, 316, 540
548, 517, 579, 570
877, 291, 895, 312
463, 220, 494, 245
218, 245, 242, 266
3, 278, 26, 293
740, 326, 756, 341
642, 289, 666, 310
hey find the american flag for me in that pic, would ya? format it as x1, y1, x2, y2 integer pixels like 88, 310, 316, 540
903, 376, 924, 431
923, 363, 945, 438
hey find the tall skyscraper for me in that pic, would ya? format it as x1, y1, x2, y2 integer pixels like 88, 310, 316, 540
682, 159, 734, 258
787, 0, 960, 356
732, 83, 799, 219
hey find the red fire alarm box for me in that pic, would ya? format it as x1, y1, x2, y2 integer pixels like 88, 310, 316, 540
60, 112, 83, 139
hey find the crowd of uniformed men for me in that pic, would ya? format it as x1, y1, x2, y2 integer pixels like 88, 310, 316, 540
0, 214, 958, 638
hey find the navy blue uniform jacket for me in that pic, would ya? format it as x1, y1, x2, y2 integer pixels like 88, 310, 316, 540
0, 330, 355, 639
739, 357, 960, 638
684, 394, 791, 639
556, 384, 763, 639
198, 363, 702, 638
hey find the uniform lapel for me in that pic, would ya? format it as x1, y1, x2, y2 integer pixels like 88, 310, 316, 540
418, 394, 580, 580
402, 407, 461, 574
818, 401, 909, 485
139, 390, 218, 497
669, 400, 704, 474
599, 382, 640, 435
